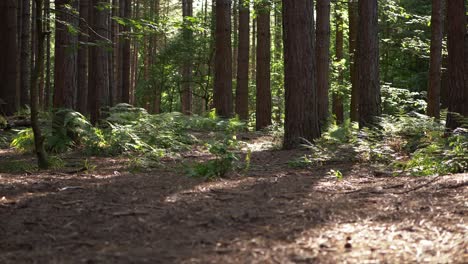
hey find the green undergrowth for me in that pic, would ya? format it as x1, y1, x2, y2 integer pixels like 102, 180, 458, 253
8, 104, 248, 176
292, 114, 467, 176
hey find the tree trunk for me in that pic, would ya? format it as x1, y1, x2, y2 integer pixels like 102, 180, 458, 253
333, 2, 344, 124
54, 0, 79, 109
316, 0, 331, 127
273, 0, 283, 123
88, 0, 110, 124
31, 0, 49, 169
426, 0, 444, 119
445, 0, 467, 130
0, 0, 19, 116
20, 0, 32, 109
358, 0, 381, 128
255, 1, 272, 130
44, 0, 51, 110
232, 0, 238, 81
214, 0, 233, 117
282, 0, 321, 149
250, 18, 256, 87
119, 0, 131, 103
77, 0, 90, 114
181, 0, 193, 114
348, 0, 359, 122
235, 1, 250, 120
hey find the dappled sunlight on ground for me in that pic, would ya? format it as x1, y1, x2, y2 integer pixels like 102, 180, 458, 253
0, 134, 466, 263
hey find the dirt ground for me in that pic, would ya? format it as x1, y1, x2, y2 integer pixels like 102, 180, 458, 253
0, 135, 467, 264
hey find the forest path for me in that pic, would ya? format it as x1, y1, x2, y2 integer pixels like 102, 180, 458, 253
0, 134, 467, 263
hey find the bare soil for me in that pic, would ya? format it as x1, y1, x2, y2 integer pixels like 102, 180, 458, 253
0, 135, 467, 263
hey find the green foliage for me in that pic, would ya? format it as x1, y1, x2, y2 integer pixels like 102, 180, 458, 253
187, 138, 239, 180
288, 155, 315, 168
381, 84, 427, 115
10, 128, 35, 153
328, 169, 344, 180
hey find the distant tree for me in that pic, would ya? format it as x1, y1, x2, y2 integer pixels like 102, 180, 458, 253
333, 2, 344, 124
53, 0, 79, 109
214, 0, 233, 117
181, 0, 193, 115
255, 1, 272, 130
88, 0, 110, 124
0, 0, 19, 115
235, 0, 250, 120
316, 0, 331, 127
282, 0, 321, 149
348, 0, 359, 122
445, 0, 467, 129
358, 0, 381, 127
77, 0, 90, 114
426, 0, 444, 119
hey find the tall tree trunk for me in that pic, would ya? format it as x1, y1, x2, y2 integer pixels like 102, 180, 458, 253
445, 0, 467, 130
214, 0, 233, 117
77, 0, 90, 114
235, 0, 250, 120
130, 0, 140, 105
427, 0, 444, 119
88, 0, 110, 124
44, 0, 51, 109
54, 0, 79, 109
316, 0, 331, 127
348, 0, 359, 122
31, 0, 49, 169
358, 0, 381, 128
273, 0, 283, 123
152, 0, 162, 114
255, 1, 272, 130
282, 0, 320, 149
181, 0, 193, 114
232, 0, 238, 81
333, 2, 344, 124
119, 0, 131, 103
250, 18, 256, 86
20, 0, 32, 109
0, 0, 19, 116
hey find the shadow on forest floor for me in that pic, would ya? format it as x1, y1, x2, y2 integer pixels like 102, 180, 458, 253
0, 135, 466, 263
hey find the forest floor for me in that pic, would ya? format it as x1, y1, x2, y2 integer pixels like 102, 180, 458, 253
0, 133, 467, 263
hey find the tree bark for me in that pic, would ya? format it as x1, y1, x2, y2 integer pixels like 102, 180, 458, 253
333, 2, 344, 124
235, 0, 250, 120
255, 1, 272, 130
445, 0, 467, 130
88, 0, 110, 124
0, 0, 19, 116
119, 0, 131, 103
77, 0, 90, 114
20, 0, 32, 109
181, 0, 193, 114
348, 0, 359, 122
54, 0, 79, 109
44, 0, 52, 109
358, 0, 381, 128
31, 0, 49, 169
316, 0, 331, 127
426, 0, 444, 119
273, 0, 283, 123
214, 0, 233, 117
282, 0, 321, 149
